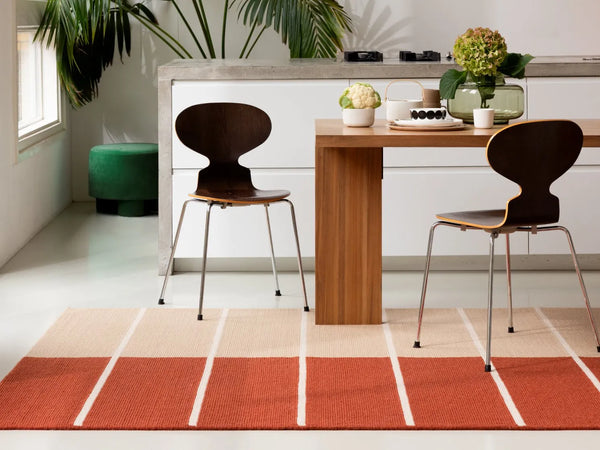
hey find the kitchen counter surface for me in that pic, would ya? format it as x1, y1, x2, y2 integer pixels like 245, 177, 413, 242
158, 56, 600, 80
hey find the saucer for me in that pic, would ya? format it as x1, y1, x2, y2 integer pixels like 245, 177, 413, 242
393, 118, 463, 127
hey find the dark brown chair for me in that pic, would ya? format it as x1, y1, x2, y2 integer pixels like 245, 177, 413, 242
413, 120, 600, 371
159, 103, 309, 319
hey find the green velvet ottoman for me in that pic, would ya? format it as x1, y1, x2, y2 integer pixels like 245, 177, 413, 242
89, 143, 158, 217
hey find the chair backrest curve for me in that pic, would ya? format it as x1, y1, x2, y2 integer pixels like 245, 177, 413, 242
175, 103, 272, 193
486, 120, 583, 227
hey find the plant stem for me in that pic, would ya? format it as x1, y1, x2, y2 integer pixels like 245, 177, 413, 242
239, 19, 257, 58
170, 0, 207, 58
192, 0, 216, 58
221, 0, 229, 58
245, 24, 267, 58
126, 11, 190, 58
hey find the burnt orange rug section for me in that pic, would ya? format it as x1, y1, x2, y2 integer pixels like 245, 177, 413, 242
1, 307, 600, 430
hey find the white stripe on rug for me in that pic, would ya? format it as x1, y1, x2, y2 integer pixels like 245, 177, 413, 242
382, 310, 415, 427
457, 308, 526, 427
188, 308, 229, 427
296, 310, 308, 427
535, 307, 600, 392
73, 308, 147, 427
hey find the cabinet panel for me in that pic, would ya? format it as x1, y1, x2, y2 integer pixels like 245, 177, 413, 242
171, 80, 348, 169
527, 77, 600, 120
382, 167, 528, 256
172, 166, 529, 260
529, 167, 600, 255
172, 169, 315, 258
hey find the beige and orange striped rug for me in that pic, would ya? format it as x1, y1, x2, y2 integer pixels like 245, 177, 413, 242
2, 307, 600, 430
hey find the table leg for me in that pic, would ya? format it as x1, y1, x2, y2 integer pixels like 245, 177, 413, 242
315, 146, 383, 324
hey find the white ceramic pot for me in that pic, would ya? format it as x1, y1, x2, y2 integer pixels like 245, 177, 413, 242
342, 108, 375, 127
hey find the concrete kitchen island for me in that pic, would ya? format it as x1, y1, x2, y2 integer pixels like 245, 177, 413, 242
158, 57, 600, 275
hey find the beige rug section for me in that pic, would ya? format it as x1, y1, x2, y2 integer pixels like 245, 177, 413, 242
26, 307, 600, 360
28, 309, 141, 358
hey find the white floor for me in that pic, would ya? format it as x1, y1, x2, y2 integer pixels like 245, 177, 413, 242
1, 202, 600, 449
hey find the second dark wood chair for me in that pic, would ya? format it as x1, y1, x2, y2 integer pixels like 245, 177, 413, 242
413, 120, 600, 371
159, 102, 309, 319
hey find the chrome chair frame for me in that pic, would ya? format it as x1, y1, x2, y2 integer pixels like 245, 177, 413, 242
414, 221, 600, 372
159, 198, 309, 320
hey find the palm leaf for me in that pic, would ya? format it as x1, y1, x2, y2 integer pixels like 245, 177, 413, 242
35, 0, 162, 107
236, 0, 352, 58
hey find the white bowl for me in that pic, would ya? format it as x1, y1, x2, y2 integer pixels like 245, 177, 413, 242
342, 108, 375, 127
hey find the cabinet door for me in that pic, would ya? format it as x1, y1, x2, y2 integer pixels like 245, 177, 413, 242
172, 169, 315, 259
527, 77, 600, 255
528, 167, 600, 255
527, 77, 600, 119
382, 167, 528, 256
171, 80, 348, 169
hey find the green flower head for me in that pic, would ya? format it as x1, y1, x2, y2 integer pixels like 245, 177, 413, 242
453, 27, 508, 77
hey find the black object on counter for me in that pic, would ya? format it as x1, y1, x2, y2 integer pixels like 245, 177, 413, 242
399, 50, 441, 62
344, 51, 384, 62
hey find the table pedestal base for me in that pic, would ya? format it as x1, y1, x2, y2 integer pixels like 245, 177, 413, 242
315, 146, 383, 324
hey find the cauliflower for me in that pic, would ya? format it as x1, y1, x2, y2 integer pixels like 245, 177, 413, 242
339, 82, 381, 109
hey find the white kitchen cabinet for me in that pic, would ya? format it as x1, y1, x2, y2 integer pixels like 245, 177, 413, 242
526, 77, 600, 256
526, 77, 600, 119
165, 75, 600, 269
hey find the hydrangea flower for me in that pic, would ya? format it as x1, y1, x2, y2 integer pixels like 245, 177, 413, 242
453, 27, 508, 78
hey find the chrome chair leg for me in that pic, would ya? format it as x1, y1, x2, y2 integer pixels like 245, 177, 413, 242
414, 222, 443, 348
197, 202, 215, 321
264, 204, 282, 296
282, 199, 309, 312
159, 199, 193, 305
505, 233, 514, 333
543, 226, 600, 352
485, 231, 499, 372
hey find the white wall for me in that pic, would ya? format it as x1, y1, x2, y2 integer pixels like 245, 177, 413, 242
70, 0, 600, 200
0, 0, 71, 268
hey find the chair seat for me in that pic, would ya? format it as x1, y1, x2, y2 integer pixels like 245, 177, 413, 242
436, 209, 506, 229
189, 188, 290, 204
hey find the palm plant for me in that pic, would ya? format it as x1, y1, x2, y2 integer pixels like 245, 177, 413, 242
35, 0, 352, 108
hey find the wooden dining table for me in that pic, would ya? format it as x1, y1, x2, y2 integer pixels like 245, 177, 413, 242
314, 118, 600, 325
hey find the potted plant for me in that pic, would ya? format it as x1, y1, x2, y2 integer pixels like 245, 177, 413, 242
35, 0, 353, 108
339, 82, 382, 127
439, 27, 533, 124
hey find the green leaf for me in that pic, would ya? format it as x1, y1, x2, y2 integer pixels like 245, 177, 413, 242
499, 53, 534, 79
237, 0, 352, 58
339, 95, 353, 109
439, 69, 468, 99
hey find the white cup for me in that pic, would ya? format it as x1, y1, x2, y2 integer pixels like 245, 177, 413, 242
386, 99, 423, 122
473, 108, 495, 128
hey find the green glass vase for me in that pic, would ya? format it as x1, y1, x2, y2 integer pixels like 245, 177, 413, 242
447, 75, 524, 124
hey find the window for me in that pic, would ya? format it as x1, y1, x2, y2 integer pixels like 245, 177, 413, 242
17, 25, 64, 152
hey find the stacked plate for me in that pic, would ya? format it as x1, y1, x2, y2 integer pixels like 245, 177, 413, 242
388, 118, 464, 131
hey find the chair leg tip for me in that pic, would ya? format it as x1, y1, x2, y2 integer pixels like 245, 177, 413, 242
597, 346, 600, 353
485, 364, 492, 372
158, 298, 165, 305
197, 314, 203, 321
413, 341, 421, 349
508, 326, 514, 333
304, 306, 310, 312
275, 290, 281, 296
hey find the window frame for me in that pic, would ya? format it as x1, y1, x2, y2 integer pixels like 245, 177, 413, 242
16, 25, 65, 154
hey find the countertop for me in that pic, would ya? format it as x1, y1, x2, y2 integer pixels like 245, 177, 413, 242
158, 56, 600, 80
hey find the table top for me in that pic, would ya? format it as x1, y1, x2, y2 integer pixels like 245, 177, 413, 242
315, 119, 600, 148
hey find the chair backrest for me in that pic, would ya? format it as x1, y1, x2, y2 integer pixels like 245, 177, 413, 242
487, 120, 583, 227
175, 103, 272, 192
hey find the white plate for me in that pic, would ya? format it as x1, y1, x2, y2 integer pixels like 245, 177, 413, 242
393, 118, 463, 127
